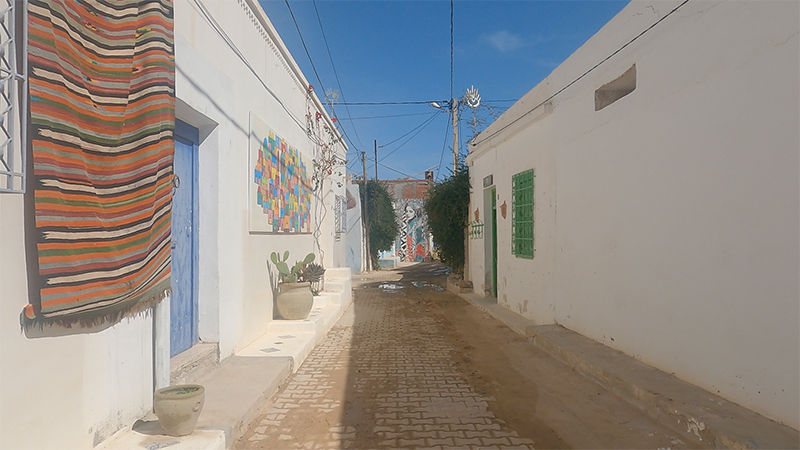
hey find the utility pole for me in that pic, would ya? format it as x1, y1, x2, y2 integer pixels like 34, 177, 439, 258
362, 152, 372, 271
451, 98, 459, 174
374, 140, 378, 181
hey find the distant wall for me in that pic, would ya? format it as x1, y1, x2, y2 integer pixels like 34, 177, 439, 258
346, 184, 365, 274
467, 0, 799, 427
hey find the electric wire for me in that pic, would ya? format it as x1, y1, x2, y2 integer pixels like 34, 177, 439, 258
312, 0, 364, 150
190, 0, 307, 134
434, 116, 452, 182
378, 112, 443, 149
470, 0, 692, 147
379, 112, 444, 161
334, 100, 447, 106
338, 111, 441, 121
284, 0, 359, 156
450, 0, 454, 101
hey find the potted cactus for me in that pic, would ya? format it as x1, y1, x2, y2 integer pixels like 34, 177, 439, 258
270, 251, 315, 320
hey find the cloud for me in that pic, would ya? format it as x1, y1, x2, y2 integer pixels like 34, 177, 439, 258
484, 30, 525, 53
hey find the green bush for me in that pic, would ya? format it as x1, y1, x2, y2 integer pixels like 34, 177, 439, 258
358, 180, 399, 267
424, 165, 470, 273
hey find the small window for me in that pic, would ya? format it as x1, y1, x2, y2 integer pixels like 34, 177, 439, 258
334, 194, 346, 239
595, 64, 636, 111
512, 169, 534, 259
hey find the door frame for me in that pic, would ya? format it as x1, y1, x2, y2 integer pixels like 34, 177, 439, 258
483, 186, 497, 298
171, 120, 200, 356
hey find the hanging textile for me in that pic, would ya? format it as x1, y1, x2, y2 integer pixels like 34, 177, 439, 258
22, 0, 175, 329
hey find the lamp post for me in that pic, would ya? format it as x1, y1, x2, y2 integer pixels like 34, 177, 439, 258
431, 87, 481, 175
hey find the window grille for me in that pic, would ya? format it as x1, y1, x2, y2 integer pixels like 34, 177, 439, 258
334, 194, 346, 235
511, 169, 534, 259
0, 0, 27, 193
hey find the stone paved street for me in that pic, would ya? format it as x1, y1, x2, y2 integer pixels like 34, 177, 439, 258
235, 263, 692, 450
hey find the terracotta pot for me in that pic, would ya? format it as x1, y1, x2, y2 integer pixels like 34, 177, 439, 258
153, 384, 205, 436
276, 282, 313, 320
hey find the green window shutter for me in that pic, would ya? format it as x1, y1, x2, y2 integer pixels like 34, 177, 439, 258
512, 169, 535, 259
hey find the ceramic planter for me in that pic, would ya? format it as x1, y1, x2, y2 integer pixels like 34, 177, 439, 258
276, 282, 313, 320
153, 384, 205, 436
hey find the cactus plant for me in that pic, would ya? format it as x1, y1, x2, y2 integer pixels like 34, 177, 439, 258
269, 251, 315, 284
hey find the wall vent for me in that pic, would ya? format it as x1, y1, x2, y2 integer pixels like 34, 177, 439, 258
595, 65, 636, 111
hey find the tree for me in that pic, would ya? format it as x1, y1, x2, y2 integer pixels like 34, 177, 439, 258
424, 164, 470, 273
358, 180, 399, 268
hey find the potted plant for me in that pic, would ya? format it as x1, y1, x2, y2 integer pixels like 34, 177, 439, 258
270, 251, 315, 320
153, 384, 205, 436
300, 262, 326, 295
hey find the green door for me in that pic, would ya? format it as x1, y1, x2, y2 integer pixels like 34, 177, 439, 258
491, 188, 497, 297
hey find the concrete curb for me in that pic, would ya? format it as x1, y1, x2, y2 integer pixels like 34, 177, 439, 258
458, 292, 799, 450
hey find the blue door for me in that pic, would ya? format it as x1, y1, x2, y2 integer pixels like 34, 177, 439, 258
170, 121, 199, 357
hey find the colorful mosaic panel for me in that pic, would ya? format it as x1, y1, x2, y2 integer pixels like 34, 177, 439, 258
251, 115, 311, 233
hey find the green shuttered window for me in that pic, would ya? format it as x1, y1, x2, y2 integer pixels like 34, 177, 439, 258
512, 169, 535, 259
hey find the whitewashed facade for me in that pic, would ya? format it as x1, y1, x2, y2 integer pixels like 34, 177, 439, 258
466, 0, 798, 428
0, 1, 347, 448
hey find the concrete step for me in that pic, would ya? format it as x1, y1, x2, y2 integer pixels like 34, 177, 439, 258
171, 342, 220, 385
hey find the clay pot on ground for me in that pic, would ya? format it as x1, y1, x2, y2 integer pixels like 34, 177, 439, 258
276, 282, 313, 320
153, 384, 205, 436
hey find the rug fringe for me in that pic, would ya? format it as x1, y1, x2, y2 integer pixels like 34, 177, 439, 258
20, 288, 171, 333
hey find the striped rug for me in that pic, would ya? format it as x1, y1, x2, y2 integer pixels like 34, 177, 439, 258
22, 0, 175, 329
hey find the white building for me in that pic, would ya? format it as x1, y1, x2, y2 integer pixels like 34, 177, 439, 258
466, 0, 798, 429
0, 0, 348, 448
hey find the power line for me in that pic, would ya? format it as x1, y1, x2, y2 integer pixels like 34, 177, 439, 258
312, 0, 364, 149
435, 115, 452, 182
450, 0, 454, 101
333, 99, 514, 106
337, 112, 441, 121
379, 113, 444, 161
471, 0, 692, 147
378, 112, 443, 149
334, 100, 446, 106
191, 0, 307, 134
284, 0, 360, 154
353, 155, 415, 179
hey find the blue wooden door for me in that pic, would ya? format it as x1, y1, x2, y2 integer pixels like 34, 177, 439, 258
171, 121, 199, 357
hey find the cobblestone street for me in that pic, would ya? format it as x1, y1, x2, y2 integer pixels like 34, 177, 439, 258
235, 263, 692, 450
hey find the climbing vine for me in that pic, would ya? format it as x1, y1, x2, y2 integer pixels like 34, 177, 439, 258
305, 85, 346, 263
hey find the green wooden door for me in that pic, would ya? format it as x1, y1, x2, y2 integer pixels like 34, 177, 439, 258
491, 188, 497, 297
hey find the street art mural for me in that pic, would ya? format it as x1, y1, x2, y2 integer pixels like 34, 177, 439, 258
249, 112, 312, 233
395, 199, 430, 262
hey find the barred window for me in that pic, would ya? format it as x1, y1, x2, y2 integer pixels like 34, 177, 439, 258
511, 169, 534, 259
0, 0, 27, 193
334, 194, 346, 235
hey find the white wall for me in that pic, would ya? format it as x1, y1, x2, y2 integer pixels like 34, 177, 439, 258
1, 194, 155, 449
0, 1, 346, 448
467, 0, 799, 427
173, 0, 346, 356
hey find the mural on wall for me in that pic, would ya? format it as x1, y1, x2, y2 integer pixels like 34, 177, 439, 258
395, 199, 430, 262
249, 112, 312, 233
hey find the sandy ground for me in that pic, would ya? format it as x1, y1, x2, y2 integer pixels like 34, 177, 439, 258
236, 262, 695, 449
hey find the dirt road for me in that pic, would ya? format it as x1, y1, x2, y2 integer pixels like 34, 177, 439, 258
236, 262, 694, 449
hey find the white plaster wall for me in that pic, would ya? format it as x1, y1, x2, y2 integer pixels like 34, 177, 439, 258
467, 0, 799, 427
1, 195, 155, 449
174, 0, 346, 356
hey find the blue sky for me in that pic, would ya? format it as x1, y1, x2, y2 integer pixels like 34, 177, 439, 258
257, 0, 630, 181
